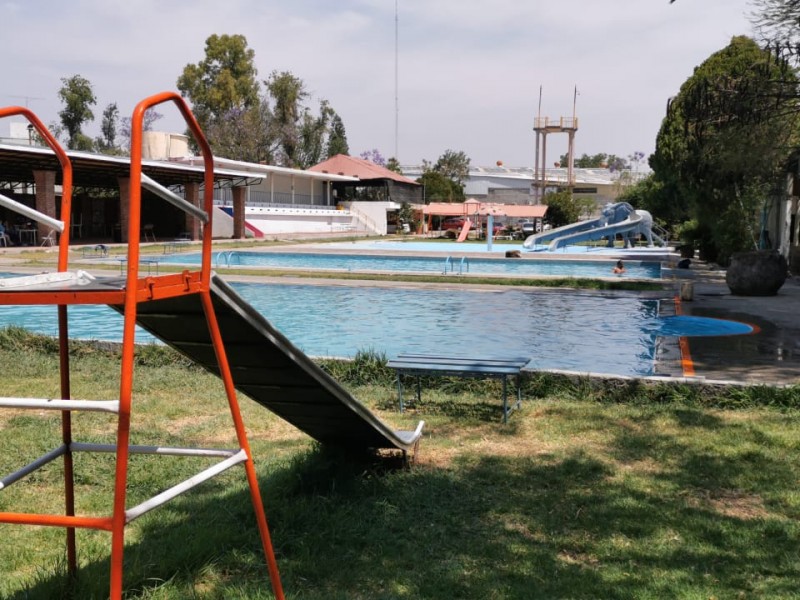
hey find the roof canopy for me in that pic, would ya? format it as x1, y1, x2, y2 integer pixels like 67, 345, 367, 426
420, 201, 547, 218
0, 144, 259, 190
309, 154, 419, 185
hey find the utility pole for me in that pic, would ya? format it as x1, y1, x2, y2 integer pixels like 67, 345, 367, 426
8, 95, 44, 108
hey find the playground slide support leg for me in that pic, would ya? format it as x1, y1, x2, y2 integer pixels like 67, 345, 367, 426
200, 290, 285, 600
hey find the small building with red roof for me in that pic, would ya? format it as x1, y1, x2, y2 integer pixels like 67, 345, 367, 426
309, 154, 422, 205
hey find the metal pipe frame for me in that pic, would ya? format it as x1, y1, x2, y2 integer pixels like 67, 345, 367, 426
0, 96, 285, 600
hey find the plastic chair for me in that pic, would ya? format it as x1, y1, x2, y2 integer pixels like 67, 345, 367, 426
40, 230, 56, 247
142, 223, 156, 242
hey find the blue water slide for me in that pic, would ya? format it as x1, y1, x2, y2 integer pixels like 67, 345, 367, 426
522, 218, 603, 249
543, 213, 644, 251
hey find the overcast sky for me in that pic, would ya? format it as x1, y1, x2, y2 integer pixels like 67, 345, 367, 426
1, 0, 755, 168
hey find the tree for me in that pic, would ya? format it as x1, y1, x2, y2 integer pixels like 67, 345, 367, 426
119, 110, 164, 151
295, 100, 335, 168
57, 75, 96, 150
416, 169, 463, 202
326, 113, 349, 157
651, 35, 799, 263
433, 149, 470, 185
415, 150, 471, 202
360, 149, 386, 166
204, 101, 277, 163
385, 157, 402, 174
417, 162, 465, 202
558, 152, 628, 170
95, 102, 119, 154
543, 189, 581, 228
752, 0, 800, 50
177, 34, 260, 127
265, 70, 307, 166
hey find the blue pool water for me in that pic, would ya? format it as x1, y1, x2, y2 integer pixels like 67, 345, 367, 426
165, 251, 662, 279
0, 277, 752, 377
0, 283, 660, 376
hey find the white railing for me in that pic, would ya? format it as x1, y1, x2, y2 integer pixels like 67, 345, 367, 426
347, 205, 380, 235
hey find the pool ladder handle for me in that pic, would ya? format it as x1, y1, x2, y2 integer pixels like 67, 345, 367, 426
443, 255, 470, 275
214, 250, 236, 268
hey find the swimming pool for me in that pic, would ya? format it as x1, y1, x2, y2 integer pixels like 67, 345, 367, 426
0, 278, 754, 377
0, 279, 661, 376
165, 251, 662, 279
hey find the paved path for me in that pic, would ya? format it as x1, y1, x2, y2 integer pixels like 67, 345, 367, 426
677, 268, 800, 385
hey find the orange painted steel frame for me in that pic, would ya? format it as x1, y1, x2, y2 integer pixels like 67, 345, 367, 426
0, 105, 81, 572
0, 96, 285, 600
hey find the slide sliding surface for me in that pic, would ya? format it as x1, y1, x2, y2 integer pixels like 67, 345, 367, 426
121, 274, 423, 453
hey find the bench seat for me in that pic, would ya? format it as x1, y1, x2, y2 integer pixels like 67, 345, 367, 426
387, 354, 529, 422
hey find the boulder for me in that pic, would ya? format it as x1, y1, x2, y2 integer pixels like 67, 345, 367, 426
725, 250, 788, 296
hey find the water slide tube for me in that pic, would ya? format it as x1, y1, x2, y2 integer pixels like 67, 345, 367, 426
541, 212, 644, 251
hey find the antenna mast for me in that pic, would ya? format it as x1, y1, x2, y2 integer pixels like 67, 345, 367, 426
394, 0, 399, 161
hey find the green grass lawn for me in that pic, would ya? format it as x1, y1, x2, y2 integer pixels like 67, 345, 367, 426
1, 337, 799, 599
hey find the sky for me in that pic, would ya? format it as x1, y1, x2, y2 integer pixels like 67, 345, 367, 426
0, 0, 756, 168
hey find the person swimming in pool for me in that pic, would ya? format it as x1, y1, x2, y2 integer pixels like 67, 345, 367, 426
613, 260, 625, 274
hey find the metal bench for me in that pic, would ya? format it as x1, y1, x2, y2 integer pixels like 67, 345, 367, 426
81, 244, 109, 258
114, 257, 160, 275
386, 354, 529, 423
162, 240, 190, 254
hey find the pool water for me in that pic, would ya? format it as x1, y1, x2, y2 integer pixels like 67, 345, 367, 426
0, 277, 753, 378
165, 251, 662, 279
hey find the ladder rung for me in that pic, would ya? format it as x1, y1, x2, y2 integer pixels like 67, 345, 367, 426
0, 444, 67, 491
0, 398, 120, 413
71, 442, 238, 458
125, 449, 248, 523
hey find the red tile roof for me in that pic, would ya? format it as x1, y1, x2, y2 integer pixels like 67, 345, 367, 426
309, 154, 419, 185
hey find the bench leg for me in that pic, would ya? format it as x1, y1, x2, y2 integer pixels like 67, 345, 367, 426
502, 376, 508, 423
396, 373, 404, 413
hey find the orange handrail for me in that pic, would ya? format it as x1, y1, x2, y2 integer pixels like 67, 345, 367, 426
0, 107, 72, 271
0, 107, 78, 573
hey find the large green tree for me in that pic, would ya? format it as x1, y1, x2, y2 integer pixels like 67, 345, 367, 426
417, 169, 462, 202
415, 150, 471, 202
177, 35, 347, 167
543, 189, 581, 228
177, 34, 260, 127
325, 113, 349, 157
559, 152, 627, 170
57, 75, 96, 150
265, 70, 307, 166
95, 102, 120, 154
204, 100, 277, 163
651, 35, 799, 263
295, 100, 335, 168
433, 149, 470, 185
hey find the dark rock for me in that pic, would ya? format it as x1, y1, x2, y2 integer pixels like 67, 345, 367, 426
725, 250, 788, 296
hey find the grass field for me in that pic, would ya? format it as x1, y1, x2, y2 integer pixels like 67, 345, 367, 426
1, 335, 799, 599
